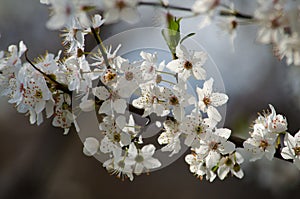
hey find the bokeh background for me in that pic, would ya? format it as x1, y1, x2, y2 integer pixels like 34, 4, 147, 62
0, 0, 300, 199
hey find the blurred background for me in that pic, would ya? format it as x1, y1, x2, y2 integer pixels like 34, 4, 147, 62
0, 0, 300, 199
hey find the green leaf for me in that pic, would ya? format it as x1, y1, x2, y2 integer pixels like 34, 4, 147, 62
180, 32, 196, 44
162, 14, 182, 59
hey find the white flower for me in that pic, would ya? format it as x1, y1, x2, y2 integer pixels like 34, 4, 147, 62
243, 124, 277, 161
115, 57, 144, 97
255, 5, 286, 44
217, 152, 244, 180
185, 152, 216, 182
52, 93, 75, 134
217, 16, 238, 50
158, 120, 182, 157
281, 131, 300, 169
99, 115, 131, 148
132, 84, 170, 117
167, 45, 207, 81
35, 52, 60, 74
192, 0, 220, 14
192, 0, 220, 28
196, 129, 235, 169
103, 147, 134, 181
45, 0, 91, 29
181, 110, 215, 148
103, 0, 139, 24
126, 143, 161, 175
83, 137, 100, 156
164, 82, 196, 121
196, 78, 228, 122
140, 51, 164, 82
62, 56, 82, 91
267, 104, 288, 133
277, 33, 300, 66
93, 86, 127, 115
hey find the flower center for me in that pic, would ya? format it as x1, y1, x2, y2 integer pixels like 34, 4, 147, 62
104, 70, 117, 83
116, 1, 126, 10
34, 90, 43, 99
259, 140, 269, 150
135, 155, 144, 163
183, 61, 193, 70
195, 125, 204, 135
231, 20, 237, 29
169, 95, 179, 106
209, 141, 219, 151
293, 146, 300, 156
113, 133, 121, 142
203, 96, 211, 106
125, 71, 134, 81
225, 157, 233, 166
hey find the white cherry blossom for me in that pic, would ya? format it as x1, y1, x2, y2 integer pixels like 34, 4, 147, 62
267, 104, 288, 133
196, 130, 235, 169
217, 152, 244, 180
83, 137, 100, 156
196, 78, 228, 123
243, 124, 278, 161
281, 131, 300, 169
167, 45, 207, 81
126, 143, 161, 175
93, 86, 127, 115
102, 0, 139, 24
185, 152, 216, 182
158, 120, 182, 157
132, 84, 170, 117
45, 0, 91, 29
103, 147, 134, 181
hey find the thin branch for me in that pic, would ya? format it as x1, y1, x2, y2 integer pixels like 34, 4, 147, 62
138, 1, 254, 20
90, 27, 111, 69
138, 1, 191, 12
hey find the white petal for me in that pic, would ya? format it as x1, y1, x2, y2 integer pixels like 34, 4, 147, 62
218, 165, 230, 180
141, 144, 156, 157
99, 100, 112, 115
203, 78, 213, 96
207, 106, 222, 122
128, 143, 138, 157
214, 128, 231, 139
79, 100, 95, 112
120, 7, 139, 24
281, 147, 294, 160
113, 99, 127, 114
206, 151, 220, 168
220, 141, 235, 154
134, 163, 144, 175
166, 59, 182, 73
211, 93, 228, 107
143, 157, 161, 169
46, 14, 66, 30
93, 86, 110, 100
192, 66, 206, 80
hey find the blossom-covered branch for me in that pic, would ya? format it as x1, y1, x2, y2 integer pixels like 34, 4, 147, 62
0, 0, 299, 183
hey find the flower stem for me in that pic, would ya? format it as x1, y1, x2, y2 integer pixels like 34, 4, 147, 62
156, 70, 176, 76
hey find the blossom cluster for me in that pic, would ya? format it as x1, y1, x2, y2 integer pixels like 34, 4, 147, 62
243, 104, 300, 170
0, 0, 299, 183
